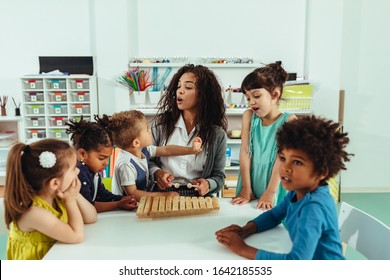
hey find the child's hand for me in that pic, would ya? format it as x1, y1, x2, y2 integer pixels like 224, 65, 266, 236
191, 137, 202, 154
154, 169, 174, 190
58, 178, 81, 203
118, 196, 138, 210
256, 191, 275, 210
215, 224, 244, 237
216, 231, 250, 256
230, 191, 255, 205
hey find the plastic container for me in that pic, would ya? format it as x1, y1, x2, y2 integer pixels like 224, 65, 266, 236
26, 117, 45, 127
70, 104, 90, 114
27, 129, 46, 139
48, 92, 67, 102
47, 79, 66, 89
26, 104, 45, 114
69, 79, 89, 89
23, 79, 43, 90
48, 104, 68, 114
49, 117, 69, 127
70, 116, 91, 122
70, 92, 90, 102
24, 92, 44, 102
48, 129, 67, 139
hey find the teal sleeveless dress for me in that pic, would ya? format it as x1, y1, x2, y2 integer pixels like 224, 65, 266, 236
236, 112, 290, 205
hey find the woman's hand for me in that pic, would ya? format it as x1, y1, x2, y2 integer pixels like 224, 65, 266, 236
192, 178, 209, 196
154, 169, 174, 190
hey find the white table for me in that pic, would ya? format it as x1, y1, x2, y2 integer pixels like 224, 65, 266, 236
44, 199, 292, 260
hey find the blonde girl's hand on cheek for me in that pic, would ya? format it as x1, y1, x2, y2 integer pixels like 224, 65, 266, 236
60, 178, 81, 204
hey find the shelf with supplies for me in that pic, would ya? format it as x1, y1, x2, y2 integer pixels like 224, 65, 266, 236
21, 75, 98, 143
0, 116, 23, 184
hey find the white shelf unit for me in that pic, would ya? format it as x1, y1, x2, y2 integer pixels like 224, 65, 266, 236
0, 116, 23, 184
128, 62, 312, 196
21, 75, 97, 143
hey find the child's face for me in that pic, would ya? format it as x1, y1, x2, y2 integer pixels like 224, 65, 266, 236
81, 145, 113, 174
137, 119, 153, 148
278, 148, 325, 195
59, 152, 79, 193
244, 88, 278, 118
176, 72, 198, 111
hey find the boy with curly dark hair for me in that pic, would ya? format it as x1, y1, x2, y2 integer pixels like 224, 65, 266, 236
216, 115, 353, 259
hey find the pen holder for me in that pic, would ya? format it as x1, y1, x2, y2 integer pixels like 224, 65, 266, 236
15, 107, 21, 116
1, 106, 6, 116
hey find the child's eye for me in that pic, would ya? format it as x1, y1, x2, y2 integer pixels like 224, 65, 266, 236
293, 160, 303, 166
279, 155, 285, 161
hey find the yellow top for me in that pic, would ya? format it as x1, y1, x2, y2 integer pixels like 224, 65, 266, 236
6, 196, 68, 260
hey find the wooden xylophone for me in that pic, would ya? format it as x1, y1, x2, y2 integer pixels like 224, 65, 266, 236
136, 195, 220, 218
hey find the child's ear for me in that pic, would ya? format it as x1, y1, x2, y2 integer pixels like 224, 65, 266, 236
272, 88, 281, 101
77, 148, 87, 162
317, 168, 329, 182
132, 138, 140, 148
48, 177, 60, 191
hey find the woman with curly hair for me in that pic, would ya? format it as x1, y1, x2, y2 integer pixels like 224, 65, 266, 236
150, 64, 227, 197
216, 115, 353, 260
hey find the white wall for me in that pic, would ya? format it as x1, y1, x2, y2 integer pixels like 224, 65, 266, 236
1, 0, 389, 191
0, 0, 93, 112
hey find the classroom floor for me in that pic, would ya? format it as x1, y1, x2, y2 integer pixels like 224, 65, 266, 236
339, 192, 390, 260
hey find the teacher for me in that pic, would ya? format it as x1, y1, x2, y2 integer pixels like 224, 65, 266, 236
149, 64, 227, 196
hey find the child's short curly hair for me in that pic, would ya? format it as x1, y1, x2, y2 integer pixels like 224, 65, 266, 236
108, 110, 145, 149
276, 115, 353, 185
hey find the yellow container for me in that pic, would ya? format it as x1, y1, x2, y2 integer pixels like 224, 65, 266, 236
283, 84, 313, 98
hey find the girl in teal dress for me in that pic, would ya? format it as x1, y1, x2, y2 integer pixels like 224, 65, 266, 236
231, 61, 296, 210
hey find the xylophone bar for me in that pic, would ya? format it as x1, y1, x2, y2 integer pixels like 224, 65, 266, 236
136, 195, 220, 218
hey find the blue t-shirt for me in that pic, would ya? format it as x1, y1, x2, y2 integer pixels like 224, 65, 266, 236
251, 185, 345, 260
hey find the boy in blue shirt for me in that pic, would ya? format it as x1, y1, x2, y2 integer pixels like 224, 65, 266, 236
216, 115, 353, 259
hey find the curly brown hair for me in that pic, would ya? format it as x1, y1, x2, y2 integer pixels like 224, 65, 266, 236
108, 110, 145, 149
241, 61, 288, 99
66, 115, 113, 151
153, 64, 227, 149
276, 115, 353, 185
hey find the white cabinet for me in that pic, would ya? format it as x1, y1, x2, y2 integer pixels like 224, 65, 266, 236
0, 116, 23, 184
21, 75, 97, 143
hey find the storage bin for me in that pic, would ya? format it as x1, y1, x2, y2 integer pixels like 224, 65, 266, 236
279, 97, 312, 111
26, 104, 45, 114
48, 104, 68, 114
48, 92, 67, 102
27, 129, 46, 139
24, 92, 44, 102
26, 117, 45, 127
70, 104, 90, 114
48, 129, 67, 139
70, 79, 89, 89
23, 79, 43, 90
0, 132, 17, 147
70, 116, 91, 122
49, 117, 69, 127
70, 92, 90, 102
47, 79, 66, 90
